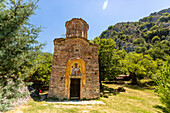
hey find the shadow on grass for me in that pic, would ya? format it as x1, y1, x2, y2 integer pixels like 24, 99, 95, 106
31, 80, 156, 101
103, 81, 125, 85
123, 80, 156, 91
29, 91, 48, 102
100, 85, 121, 98
153, 105, 169, 113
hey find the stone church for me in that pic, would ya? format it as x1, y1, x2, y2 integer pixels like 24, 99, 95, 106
48, 18, 100, 100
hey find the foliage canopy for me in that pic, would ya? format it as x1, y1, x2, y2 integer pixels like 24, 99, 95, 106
0, 0, 43, 111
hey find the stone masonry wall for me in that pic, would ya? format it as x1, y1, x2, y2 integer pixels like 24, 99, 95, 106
48, 37, 100, 100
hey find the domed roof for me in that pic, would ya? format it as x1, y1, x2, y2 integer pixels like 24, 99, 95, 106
65, 18, 89, 39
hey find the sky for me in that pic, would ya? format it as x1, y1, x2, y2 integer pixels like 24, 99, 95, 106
29, 0, 170, 53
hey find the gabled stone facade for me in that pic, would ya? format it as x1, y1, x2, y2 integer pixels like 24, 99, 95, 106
48, 18, 100, 100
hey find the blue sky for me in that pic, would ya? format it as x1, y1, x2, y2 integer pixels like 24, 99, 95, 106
30, 0, 170, 53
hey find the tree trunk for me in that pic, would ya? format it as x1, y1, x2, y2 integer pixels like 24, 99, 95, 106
99, 73, 103, 90
99, 57, 103, 90
130, 72, 138, 85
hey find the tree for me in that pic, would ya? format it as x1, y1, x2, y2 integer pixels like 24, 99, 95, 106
151, 36, 160, 43
121, 52, 156, 85
134, 38, 146, 46
150, 25, 158, 31
108, 25, 113, 30
155, 62, 170, 112
97, 38, 116, 81
92, 37, 125, 83
135, 46, 147, 54
111, 30, 117, 36
26, 53, 52, 90
0, 0, 43, 111
146, 40, 170, 60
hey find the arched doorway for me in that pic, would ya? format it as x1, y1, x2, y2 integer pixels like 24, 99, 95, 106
65, 58, 86, 100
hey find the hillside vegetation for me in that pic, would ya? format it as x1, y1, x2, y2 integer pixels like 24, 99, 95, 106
99, 8, 170, 59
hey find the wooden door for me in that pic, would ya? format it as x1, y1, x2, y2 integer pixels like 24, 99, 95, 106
70, 78, 80, 99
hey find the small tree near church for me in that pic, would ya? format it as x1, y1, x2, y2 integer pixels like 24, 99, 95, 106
121, 52, 157, 85
0, 0, 43, 111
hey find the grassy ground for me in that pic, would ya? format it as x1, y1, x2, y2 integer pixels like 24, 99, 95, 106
7, 81, 163, 113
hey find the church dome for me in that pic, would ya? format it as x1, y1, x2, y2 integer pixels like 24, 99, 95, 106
65, 18, 89, 39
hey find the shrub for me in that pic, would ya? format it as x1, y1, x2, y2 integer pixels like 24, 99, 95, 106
155, 63, 170, 112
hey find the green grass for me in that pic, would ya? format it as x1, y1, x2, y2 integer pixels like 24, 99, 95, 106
8, 82, 163, 113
